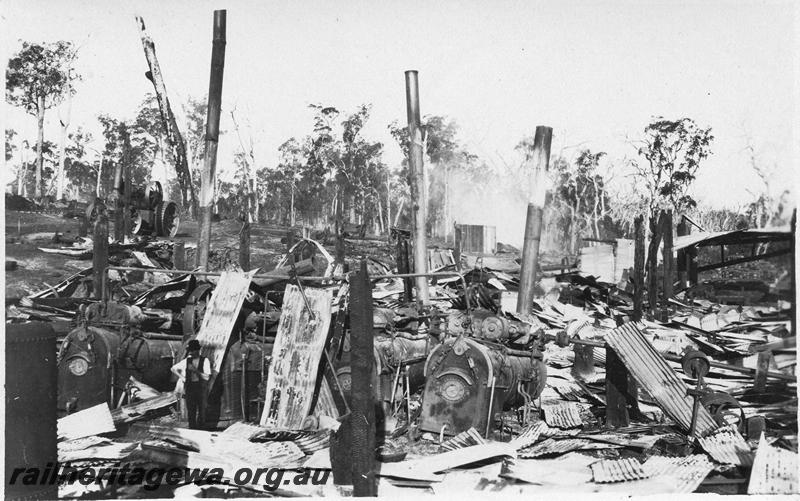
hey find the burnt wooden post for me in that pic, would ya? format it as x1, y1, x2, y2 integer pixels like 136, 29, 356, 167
646, 211, 664, 319
122, 129, 132, 239
197, 10, 226, 270
173, 241, 185, 270
753, 351, 772, 393
605, 346, 638, 427
517, 126, 552, 315
662, 210, 673, 303
239, 219, 250, 270
112, 160, 124, 241
632, 215, 646, 322
92, 202, 109, 299
405, 70, 429, 304
350, 260, 376, 496
395, 232, 414, 303
676, 216, 689, 288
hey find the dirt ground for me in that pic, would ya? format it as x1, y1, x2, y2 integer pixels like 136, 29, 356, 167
4, 210, 398, 299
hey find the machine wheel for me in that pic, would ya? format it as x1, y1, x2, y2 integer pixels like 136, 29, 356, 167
160, 202, 180, 238
182, 284, 214, 339
145, 181, 164, 208
85, 202, 98, 223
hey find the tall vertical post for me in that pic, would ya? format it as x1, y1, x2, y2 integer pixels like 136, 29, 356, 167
405, 70, 429, 304
92, 202, 109, 299
112, 161, 124, 242
240, 219, 251, 270
197, 10, 226, 270
122, 128, 132, 239
646, 212, 664, 319
791, 209, 796, 346
350, 260, 376, 496
676, 216, 689, 288
662, 210, 673, 302
516, 126, 552, 315
173, 241, 185, 270
632, 215, 645, 322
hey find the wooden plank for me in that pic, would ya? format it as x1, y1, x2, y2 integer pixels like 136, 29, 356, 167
260, 284, 333, 428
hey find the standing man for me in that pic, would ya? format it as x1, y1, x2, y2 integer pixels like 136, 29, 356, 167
171, 339, 211, 429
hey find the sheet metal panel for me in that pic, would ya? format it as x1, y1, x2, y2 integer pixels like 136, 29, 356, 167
519, 438, 622, 458
440, 427, 486, 452
747, 434, 799, 494
698, 425, 753, 466
260, 284, 334, 428
605, 322, 718, 435
542, 401, 583, 429
638, 454, 714, 493
591, 458, 649, 483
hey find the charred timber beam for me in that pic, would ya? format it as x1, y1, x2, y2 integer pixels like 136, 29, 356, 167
135, 16, 196, 214
632, 215, 645, 322
405, 70, 429, 304
517, 126, 552, 315
197, 10, 227, 270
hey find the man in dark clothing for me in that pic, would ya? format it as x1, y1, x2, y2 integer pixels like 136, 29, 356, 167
172, 339, 211, 429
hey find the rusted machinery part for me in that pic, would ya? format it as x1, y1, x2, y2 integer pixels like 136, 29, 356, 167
182, 283, 214, 340
681, 349, 710, 379
160, 202, 180, 238
701, 391, 746, 432
154, 202, 164, 236
145, 181, 164, 208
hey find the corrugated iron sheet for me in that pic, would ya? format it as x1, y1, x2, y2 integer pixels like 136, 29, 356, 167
698, 425, 753, 466
519, 438, 622, 458
509, 421, 547, 450
580, 432, 663, 450
542, 401, 583, 428
605, 323, 718, 435
58, 403, 116, 441
591, 458, 649, 483
294, 430, 331, 454
748, 434, 798, 494
640, 454, 713, 493
221, 421, 265, 440
441, 427, 486, 452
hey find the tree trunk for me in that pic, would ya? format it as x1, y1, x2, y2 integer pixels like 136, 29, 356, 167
386, 173, 391, 232
96, 156, 104, 198
136, 16, 196, 216
56, 90, 72, 201
18, 144, 27, 197
35, 99, 45, 199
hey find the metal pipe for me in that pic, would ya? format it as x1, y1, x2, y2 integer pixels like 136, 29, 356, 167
404, 70, 429, 304
516, 126, 552, 315
197, 10, 227, 270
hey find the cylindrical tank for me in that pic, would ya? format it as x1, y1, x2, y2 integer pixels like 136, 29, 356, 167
419, 336, 546, 436
58, 326, 121, 414
213, 338, 272, 426
117, 332, 183, 392
6, 322, 58, 501
58, 325, 183, 414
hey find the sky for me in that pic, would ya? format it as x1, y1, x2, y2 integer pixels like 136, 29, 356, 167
2, 0, 798, 220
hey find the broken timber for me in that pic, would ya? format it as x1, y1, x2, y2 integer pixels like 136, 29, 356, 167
135, 15, 196, 215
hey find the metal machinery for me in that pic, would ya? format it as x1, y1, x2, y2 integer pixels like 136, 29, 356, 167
87, 181, 180, 238
419, 308, 548, 436
57, 302, 184, 415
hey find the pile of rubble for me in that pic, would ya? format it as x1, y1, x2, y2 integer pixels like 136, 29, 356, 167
8, 235, 798, 497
